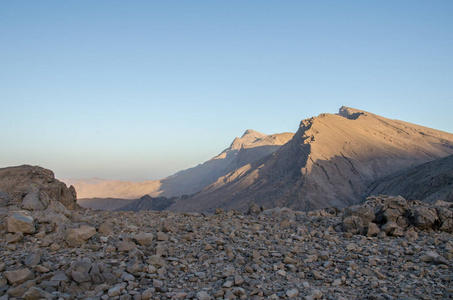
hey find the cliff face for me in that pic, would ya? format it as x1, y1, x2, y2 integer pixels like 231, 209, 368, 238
169, 107, 453, 212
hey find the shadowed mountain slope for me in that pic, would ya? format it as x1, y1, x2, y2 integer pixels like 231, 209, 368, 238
115, 195, 177, 212
367, 154, 453, 203
69, 130, 294, 203
169, 107, 453, 212
76, 197, 132, 211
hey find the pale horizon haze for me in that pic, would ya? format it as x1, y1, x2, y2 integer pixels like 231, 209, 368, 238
1, 1, 452, 181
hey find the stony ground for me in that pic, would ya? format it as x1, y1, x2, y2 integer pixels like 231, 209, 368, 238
1, 202, 452, 300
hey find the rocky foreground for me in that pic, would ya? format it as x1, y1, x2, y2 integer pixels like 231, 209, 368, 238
1, 166, 453, 299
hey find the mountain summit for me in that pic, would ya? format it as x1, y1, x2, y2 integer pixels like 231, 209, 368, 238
169, 107, 453, 212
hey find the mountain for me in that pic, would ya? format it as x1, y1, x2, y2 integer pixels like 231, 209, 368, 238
168, 107, 453, 212
69, 130, 293, 207
159, 130, 294, 197
367, 154, 453, 203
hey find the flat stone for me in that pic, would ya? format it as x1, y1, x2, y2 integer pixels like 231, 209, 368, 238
108, 286, 122, 297
142, 289, 154, 300
24, 251, 42, 267
117, 240, 136, 252
6, 280, 36, 298
311, 289, 323, 299
153, 279, 164, 289
433, 255, 450, 265
156, 231, 168, 241
65, 225, 96, 247
196, 291, 212, 300
147, 255, 166, 268
286, 288, 299, 298
6, 232, 24, 243
50, 273, 70, 282
22, 287, 52, 300
133, 233, 154, 245
4, 268, 34, 285
420, 251, 439, 262
332, 278, 342, 286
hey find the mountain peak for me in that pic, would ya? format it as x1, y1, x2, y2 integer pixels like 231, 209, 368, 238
241, 129, 266, 139
338, 106, 367, 120
227, 130, 267, 150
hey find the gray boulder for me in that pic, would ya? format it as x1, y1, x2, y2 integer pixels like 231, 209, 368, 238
7, 211, 35, 234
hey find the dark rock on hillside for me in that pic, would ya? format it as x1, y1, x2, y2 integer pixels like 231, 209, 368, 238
367, 154, 453, 203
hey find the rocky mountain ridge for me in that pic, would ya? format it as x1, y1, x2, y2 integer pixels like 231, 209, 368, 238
168, 107, 453, 212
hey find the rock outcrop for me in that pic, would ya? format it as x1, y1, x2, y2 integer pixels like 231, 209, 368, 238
0, 165, 79, 211
342, 195, 453, 237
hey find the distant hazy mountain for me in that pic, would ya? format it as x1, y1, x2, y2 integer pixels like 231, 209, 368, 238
367, 154, 453, 203
168, 107, 453, 212
69, 130, 294, 205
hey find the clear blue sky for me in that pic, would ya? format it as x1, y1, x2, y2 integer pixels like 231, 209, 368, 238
1, 1, 452, 180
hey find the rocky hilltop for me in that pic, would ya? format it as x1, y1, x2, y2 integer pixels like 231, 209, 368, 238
0, 165, 79, 211
1, 166, 452, 299
69, 130, 293, 205
169, 107, 453, 213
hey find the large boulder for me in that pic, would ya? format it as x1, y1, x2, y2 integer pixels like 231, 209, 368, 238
342, 205, 375, 234
412, 207, 438, 230
7, 211, 35, 234
65, 225, 96, 247
436, 207, 453, 233
69, 260, 92, 283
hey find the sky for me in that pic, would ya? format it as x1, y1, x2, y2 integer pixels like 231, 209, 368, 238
1, 1, 452, 181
